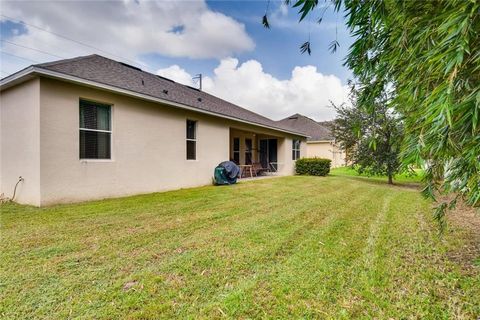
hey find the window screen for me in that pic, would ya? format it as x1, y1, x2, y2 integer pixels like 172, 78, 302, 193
79, 100, 111, 159
186, 120, 197, 160
245, 138, 253, 165
233, 137, 240, 164
292, 139, 301, 160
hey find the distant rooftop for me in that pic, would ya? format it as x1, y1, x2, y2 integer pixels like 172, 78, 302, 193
277, 113, 333, 141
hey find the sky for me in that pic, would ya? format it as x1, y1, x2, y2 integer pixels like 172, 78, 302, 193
0, 0, 353, 121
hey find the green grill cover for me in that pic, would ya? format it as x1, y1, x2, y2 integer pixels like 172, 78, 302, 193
214, 161, 239, 185
214, 167, 230, 185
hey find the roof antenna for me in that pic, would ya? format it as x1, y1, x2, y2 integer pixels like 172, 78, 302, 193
192, 74, 202, 91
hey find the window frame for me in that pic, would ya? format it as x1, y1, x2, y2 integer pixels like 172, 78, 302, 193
186, 119, 197, 160
79, 99, 113, 161
245, 138, 253, 165
292, 139, 301, 160
233, 137, 240, 164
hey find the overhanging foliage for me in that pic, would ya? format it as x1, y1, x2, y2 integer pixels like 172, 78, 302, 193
264, 0, 480, 223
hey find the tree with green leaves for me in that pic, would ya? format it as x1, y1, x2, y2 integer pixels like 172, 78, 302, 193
263, 0, 480, 223
331, 89, 405, 184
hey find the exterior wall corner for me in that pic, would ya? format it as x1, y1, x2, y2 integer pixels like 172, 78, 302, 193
0, 78, 41, 206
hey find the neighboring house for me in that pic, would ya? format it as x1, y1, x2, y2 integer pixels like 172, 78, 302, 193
277, 114, 346, 168
0, 55, 307, 206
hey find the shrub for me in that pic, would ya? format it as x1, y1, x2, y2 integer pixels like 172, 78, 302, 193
295, 158, 331, 176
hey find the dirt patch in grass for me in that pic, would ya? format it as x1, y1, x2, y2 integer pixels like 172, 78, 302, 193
0, 193, 10, 204
448, 200, 480, 234
330, 174, 421, 192
123, 280, 140, 291
447, 200, 480, 274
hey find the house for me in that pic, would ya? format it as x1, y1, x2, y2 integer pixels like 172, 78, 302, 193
277, 114, 345, 167
0, 55, 307, 206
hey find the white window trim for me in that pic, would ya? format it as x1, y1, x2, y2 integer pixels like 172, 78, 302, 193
79, 128, 112, 133
292, 140, 301, 160
186, 119, 197, 160
233, 137, 240, 162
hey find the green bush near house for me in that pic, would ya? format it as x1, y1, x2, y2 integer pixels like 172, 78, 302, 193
295, 157, 331, 176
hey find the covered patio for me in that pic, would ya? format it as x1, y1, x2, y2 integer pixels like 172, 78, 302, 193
229, 128, 285, 178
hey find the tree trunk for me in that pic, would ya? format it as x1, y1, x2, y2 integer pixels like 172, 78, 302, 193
388, 173, 393, 185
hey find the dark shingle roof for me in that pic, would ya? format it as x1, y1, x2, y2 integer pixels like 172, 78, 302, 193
277, 113, 333, 141
32, 54, 305, 136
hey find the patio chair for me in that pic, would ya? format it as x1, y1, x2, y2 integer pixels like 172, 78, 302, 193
252, 162, 269, 176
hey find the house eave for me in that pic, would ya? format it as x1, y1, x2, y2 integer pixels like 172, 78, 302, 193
1, 67, 308, 138
0, 66, 37, 90
307, 140, 334, 143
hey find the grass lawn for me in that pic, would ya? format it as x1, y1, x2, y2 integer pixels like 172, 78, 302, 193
1, 175, 479, 319
331, 166, 424, 184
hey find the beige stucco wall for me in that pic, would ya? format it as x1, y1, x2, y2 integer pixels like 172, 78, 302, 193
306, 141, 345, 168
38, 78, 232, 205
1, 77, 305, 205
0, 78, 41, 206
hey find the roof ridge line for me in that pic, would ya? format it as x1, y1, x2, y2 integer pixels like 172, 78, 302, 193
6, 54, 308, 137
34, 54, 97, 68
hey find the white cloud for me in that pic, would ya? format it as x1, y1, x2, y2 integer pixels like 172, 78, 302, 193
157, 65, 195, 87
277, 3, 289, 17
1, 0, 348, 121
0, 0, 254, 73
158, 58, 348, 121
267, 1, 337, 32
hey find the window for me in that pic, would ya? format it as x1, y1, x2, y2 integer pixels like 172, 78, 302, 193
79, 99, 111, 159
292, 139, 301, 160
186, 120, 197, 160
233, 137, 240, 164
245, 138, 253, 165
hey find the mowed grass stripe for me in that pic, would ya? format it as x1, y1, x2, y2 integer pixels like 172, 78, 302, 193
0, 176, 478, 319
112, 178, 369, 317
126, 181, 394, 317
1, 177, 359, 318
207, 185, 393, 318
